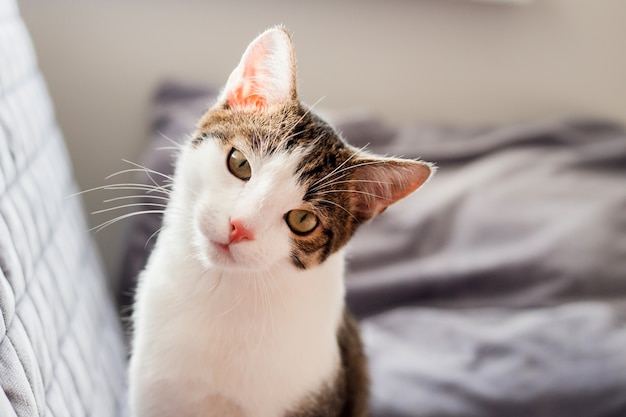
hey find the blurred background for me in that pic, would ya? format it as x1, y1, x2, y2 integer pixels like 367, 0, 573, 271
19, 0, 626, 286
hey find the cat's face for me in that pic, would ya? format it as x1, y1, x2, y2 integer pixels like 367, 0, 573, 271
177, 104, 362, 272
170, 27, 433, 272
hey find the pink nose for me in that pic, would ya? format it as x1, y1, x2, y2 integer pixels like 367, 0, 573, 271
229, 219, 254, 244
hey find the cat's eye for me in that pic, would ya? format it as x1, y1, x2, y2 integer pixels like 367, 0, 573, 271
285, 210, 319, 236
227, 148, 251, 181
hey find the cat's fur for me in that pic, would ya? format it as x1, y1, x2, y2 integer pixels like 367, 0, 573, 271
129, 27, 434, 417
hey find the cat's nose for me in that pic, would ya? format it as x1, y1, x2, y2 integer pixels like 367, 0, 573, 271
229, 218, 255, 244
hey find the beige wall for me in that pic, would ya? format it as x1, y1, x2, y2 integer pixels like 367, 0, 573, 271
19, 0, 626, 285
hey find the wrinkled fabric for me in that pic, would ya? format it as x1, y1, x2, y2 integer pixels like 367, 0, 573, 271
344, 118, 626, 316
340, 117, 626, 416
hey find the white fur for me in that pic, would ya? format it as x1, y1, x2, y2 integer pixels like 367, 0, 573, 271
129, 138, 345, 417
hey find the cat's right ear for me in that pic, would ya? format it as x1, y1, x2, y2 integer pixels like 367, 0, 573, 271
219, 27, 297, 110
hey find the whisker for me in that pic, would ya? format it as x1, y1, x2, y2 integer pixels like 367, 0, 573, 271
105, 168, 148, 181
104, 184, 172, 193
156, 130, 184, 149
314, 189, 389, 200
119, 159, 176, 182
122, 159, 198, 196
310, 178, 393, 193
103, 194, 170, 204
116, 160, 176, 196
155, 146, 181, 152
313, 198, 358, 221
280, 127, 306, 144
254, 277, 266, 352
89, 210, 166, 233
264, 268, 286, 309
118, 159, 199, 198
216, 276, 251, 317
308, 171, 351, 194
145, 226, 164, 248
68, 183, 171, 198
250, 276, 260, 349
261, 273, 276, 337
307, 143, 375, 191
308, 152, 359, 192
326, 159, 388, 178
263, 112, 273, 155
91, 202, 168, 215
204, 271, 222, 293
104, 168, 172, 187
310, 158, 386, 193
280, 96, 325, 145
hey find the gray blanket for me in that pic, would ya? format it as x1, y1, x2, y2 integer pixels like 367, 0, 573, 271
339, 118, 626, 416
118, 83, 626, 417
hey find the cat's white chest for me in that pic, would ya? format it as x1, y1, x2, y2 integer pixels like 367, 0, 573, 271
129, 243, 345, 417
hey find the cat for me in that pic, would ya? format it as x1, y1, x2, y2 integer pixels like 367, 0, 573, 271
128, 26, 434, 417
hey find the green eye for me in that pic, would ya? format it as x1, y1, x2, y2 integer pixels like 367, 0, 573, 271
286, 210, 319, 235
227, 148, 251, 181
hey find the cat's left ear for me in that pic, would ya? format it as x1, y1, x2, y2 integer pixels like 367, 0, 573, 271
349, 157, 435, 223
219, 26, 297, 110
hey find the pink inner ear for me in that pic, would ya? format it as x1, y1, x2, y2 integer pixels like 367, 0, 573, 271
227, 41, 269, 109
223, 28, 295, 110
352, 160, 432, 222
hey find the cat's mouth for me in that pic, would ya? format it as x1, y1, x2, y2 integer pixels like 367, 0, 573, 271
212, 241, 235, 262
205, 238, 274, 272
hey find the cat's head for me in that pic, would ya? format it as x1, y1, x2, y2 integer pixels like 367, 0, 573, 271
172, 27, 434, 272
